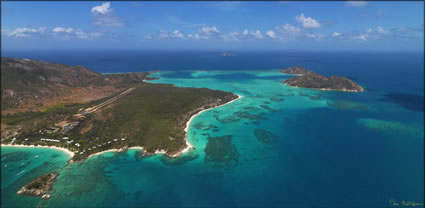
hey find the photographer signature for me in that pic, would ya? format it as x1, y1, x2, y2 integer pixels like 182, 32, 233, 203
389, 199, 423, 207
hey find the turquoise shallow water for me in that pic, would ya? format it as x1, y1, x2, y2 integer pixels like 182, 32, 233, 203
1, 70, 424, 208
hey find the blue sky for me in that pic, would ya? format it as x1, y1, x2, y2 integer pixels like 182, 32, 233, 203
1, 1, 424, 51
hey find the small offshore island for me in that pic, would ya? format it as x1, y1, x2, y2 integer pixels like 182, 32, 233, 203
221, 51, 236, 56
16, 172, 58, 199
281, 66, 363, 92
1, 57, 239, 163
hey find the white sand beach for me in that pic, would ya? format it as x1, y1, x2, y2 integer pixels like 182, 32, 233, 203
170, 94, 243, 158
87, 146, 146, 159
1, 144, 75, 158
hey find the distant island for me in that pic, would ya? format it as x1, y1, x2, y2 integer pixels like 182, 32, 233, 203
221, 52, 236, 56
280, 66, 363, 92
1, 58, 239, 161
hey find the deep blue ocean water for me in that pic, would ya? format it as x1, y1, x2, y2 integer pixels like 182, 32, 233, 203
1, 50, 424, 207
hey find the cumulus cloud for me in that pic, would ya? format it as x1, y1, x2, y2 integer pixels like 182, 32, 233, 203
91, 2, 126, 27
194, 26, 221, 40
331, 32, 341, 37
295, 13, 321, 29
240, 29, 266, 39
352, 34, 369, 41
157, 30, 185, 39
345, 1, 368, 8
305, 32, 325, 40
172, 30, 184, 39
266, 30, 277, 39
75, 30, 102, 40
4, 26, 102, 40
251, 30, 263, 39
222, 31, 240, 41
275, 24, 302, 40
91, 2, 111, 14
6, 27, 47, 38
351, 26, 393, 41
376, 26, 390, 35
52, 27, 74, 33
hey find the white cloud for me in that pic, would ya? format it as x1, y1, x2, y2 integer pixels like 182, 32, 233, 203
222, 32, 240, 41
172, 30, 184, 39
52, 27, 74, 33
158, 30, 185, 39
376, 26, 390, 35
352, 34, 369, 41
236, 29, 265, 40
266, 30, 277, 39
305, 32, 325, 40
275, 24, 302, 40
75, 30, 101, 40
281, 24, 302, 33
91, 2, 111, 14
345, 1, 368, 8
295, 13, 321, 29
353, 26, 390, 41
4, 26, 103, 40
7, 27, 46, 38
91, 2, 126, 27
331, 32, 341, 37
251, 30, 263, 39
144, 34, 153, 40
200, 26, 220, 35
194, 26, 221, 40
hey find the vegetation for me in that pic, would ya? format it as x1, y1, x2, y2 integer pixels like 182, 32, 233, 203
17, 172, 58, 196
1, 57, 237, 161
281, 66, 363, 92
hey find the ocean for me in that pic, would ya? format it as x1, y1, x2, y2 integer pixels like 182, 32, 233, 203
1, 50, 424, 207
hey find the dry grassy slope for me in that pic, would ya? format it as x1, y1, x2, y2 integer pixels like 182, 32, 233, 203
1, 57, 153, 114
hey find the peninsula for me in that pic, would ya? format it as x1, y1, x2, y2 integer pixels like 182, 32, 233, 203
1, 57, 239, 161
280, 66, 363, 92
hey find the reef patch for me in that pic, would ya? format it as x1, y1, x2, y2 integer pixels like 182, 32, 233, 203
204, 135, 240, 168
254, 129, 277, 144
327, 100, 369, 111
357, 118, 424, 138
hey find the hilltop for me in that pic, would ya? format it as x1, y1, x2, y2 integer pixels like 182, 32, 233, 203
1, 57, 157, 114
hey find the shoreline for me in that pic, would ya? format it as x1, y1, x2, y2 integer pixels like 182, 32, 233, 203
1, 144, 75, 158
1, 94, 242, 160
284, 85, 364, 92
86, 146, 145, 159
170, 93, 243, 157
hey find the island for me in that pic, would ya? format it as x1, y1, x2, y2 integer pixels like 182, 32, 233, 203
1, 57, 239, 161
221, 52, 236, 56
17, 172, 58, 199
280, 66, 363, 92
